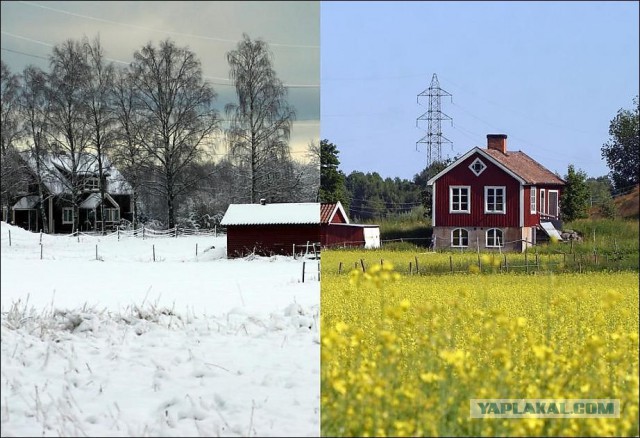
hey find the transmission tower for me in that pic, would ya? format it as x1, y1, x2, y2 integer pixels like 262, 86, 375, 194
416, 73, 453, 171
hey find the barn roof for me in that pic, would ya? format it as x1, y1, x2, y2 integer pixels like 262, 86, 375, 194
320, 201, 350, 224
220, 202, 320, 226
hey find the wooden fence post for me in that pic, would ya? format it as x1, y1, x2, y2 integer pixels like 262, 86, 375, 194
338, 262, 342, 274
409, 261, 412, 275
449, 255, 453, 273
302, 261, 306, 283
415, 256, 419, 274
360, 258, 366, 272
40, 243, 43, 260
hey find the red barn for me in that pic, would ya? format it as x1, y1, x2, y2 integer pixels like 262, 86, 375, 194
220, 201, 321, 258
427, 134, 565, 252
321, 201, 380, 249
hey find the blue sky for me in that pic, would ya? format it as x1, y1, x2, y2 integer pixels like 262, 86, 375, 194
321, 1, 639, 181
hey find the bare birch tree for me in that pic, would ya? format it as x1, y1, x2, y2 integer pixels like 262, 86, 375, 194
84, 36, 116, 234
225, 34, 296, 204
129, 39, 219, 228
1, 60, 24, 222
45, 39, 92, 233
19, 65, 51, 233
111, 67, 148, 229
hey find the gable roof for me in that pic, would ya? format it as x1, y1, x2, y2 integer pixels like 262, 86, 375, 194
220, 202, 320, 226
427, 147, 565, 186
320, 201, 350, 224
20, 151, 133, 196
483, 149, 565, 185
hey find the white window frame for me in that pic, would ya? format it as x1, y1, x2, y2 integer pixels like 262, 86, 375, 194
540, 189, 546, 215
468, 158, 487, 177
104, 208, 120, 222
484, 186, 506, 214
449, 186, 471, 214
62, 207, 74, 224
530, 187, 537, 214
84, 177, 99, 191
486, 228, 504, 248
548, 190, 559, 218
451, 228, 469, 247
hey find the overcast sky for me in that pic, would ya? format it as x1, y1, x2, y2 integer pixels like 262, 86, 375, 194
321, 1, 639, 182
1, 1, 320, 161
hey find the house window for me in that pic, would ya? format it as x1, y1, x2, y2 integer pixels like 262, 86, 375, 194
84, 178, 99, 191
451, 228, 468, 247
486, 228, 504, 247
548, 190, 559, 218
469, 158, 487, 176
530, 187, 537, 214
540, 189, 546, 216
485, 186, 506, 214
104, 208, 120, 222
450, 186, 470, 213
62, 208, 74, 224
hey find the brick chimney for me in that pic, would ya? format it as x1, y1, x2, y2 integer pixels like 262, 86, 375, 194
487, 134, 507, 154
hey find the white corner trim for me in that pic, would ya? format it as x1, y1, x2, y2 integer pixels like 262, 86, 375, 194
432, 181, 436, 227
519, 185, 524, 227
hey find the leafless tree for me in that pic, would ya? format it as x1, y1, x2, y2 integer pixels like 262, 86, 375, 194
129, 39, 220, 228
19, 65, 51, 233
111, 67, 148, 229
45, 38, 92, 233
84, 36, 118, 234
1, 60, 24, 222
225, 34, 296, 204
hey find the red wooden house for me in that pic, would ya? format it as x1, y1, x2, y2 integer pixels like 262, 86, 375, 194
321, 201, 380, 249
220, 201, 321, 258
427, 134, 565, 252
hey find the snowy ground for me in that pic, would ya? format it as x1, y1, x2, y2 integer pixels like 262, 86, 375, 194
0, 222, 320, 437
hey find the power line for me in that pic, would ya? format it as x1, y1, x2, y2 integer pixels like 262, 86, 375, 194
1, 47, 48, 61
1, 35, 319, 88
17, 1, 320, 49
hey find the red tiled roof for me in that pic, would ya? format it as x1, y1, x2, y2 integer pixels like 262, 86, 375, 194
320, 203, 337, 224
483, 149, 565, 185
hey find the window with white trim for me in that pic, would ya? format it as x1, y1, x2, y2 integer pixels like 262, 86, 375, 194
469, 158, 487, 176
84, 177, 99, 191
451, 228, 468, 247
62, 208, 74, 224
104, 208, 120, 222
485, 186, 506, 214
449, 186, 471, 213
486, 228, 504, 247
530, 187, 537, 214
540, 189, 546, 215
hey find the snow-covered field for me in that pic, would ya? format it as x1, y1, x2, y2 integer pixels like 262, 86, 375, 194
0, 222, 320, 437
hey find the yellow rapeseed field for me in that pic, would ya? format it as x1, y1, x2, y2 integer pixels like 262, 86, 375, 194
321, 250, 639, 437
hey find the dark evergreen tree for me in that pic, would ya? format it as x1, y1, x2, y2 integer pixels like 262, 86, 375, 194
319, 139, 348, 207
